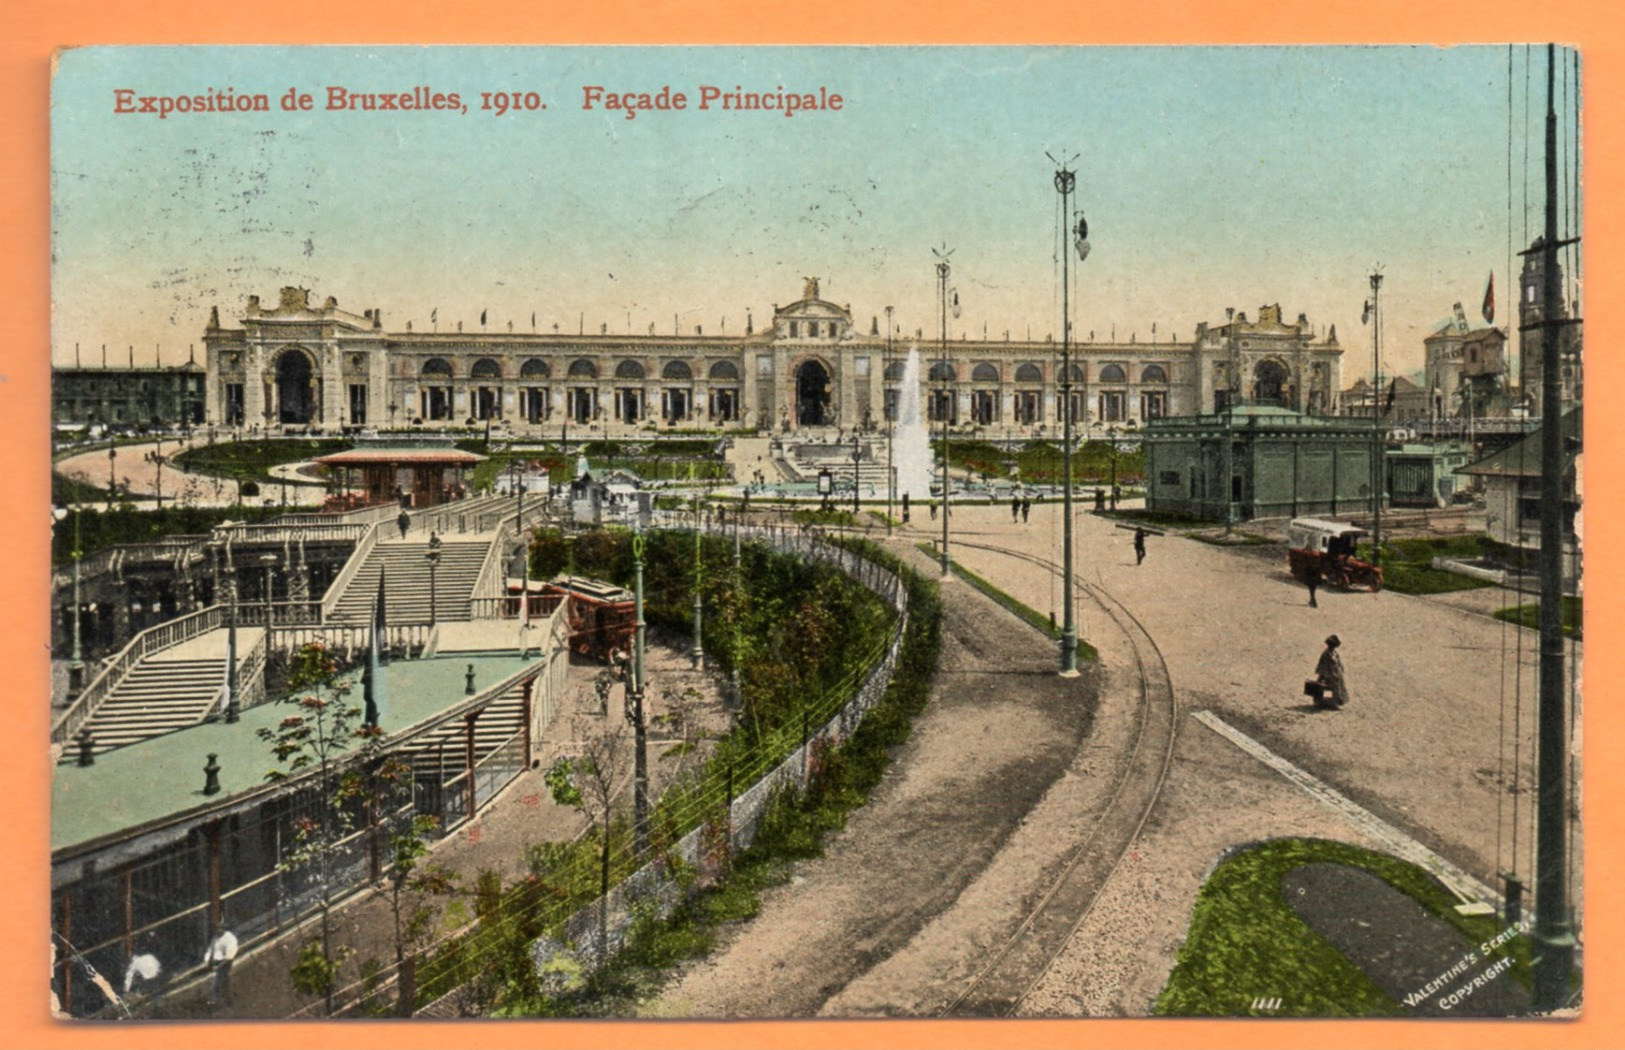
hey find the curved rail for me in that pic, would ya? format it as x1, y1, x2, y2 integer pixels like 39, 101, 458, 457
938, 539, 1179, 1017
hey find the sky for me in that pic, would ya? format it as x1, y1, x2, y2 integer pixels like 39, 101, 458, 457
50, 44, 1583, 382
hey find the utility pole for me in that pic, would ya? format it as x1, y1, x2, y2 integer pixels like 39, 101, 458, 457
1531, 40, 1576, 1013
1369, 269, 1385, 568
1052, 153, 1082, 677
934, 245, 954, 580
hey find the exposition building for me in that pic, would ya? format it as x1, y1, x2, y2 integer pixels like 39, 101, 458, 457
202, 281, 1348, 435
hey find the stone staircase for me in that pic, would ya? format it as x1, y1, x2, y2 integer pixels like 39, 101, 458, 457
63, 657, 223, 761
327, 539, 490, 625
404, 679, 528, 775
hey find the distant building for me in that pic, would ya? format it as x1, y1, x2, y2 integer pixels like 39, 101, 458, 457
196, 284, 1345, 436
1142, 405, 1378, 522
1518, 237, 1583, 412
1424, 306, 1508, 419
52, 363, 206, 429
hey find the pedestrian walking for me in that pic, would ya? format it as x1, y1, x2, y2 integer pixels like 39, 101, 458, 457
1021, 499, 1031, 524
930, 500, 937, 521
397, 509, 410, 540
1111, 484, 1121, 511
1011, 496, 1021, 523
1133, 526, 1147, 565
1305, 561, 1321, 607
204, 928, 239, 1007
1094, 487, 1107, 513
1313, 635, 1349, 709
901, 492, 911, 523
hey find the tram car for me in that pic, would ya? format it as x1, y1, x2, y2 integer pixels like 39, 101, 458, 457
1286, 517, 1383, 592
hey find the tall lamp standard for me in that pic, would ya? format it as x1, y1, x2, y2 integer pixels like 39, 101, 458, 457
851, 430, 862, 518
426, 532, 441, 628
107, 447, 117, 510
885, 304, 895, 535
1051, 153, 1085, 677
933, 245, 954, 580
1368, 269, 1385, 570
259, 553, 278, 629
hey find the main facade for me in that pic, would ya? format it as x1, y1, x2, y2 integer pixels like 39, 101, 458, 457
203, 281, 1347, 435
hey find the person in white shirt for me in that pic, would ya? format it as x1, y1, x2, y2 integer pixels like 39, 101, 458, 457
204, 929, 238, 1007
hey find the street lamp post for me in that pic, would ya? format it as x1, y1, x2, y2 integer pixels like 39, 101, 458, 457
68, 508, 85, 695
817, 468, 832, 513
885, 304, 895, 535
107, 447, 117, 510
934, 245, 954, 580
1368, 269, 1385, 569
852, 431, 862, 518
692, 494, 704, 670
259, 553, 277, 628
426, 532, 441, 628
629, 530, 650, 857
153, 435, 163, 510
1053, 155, 1082, 677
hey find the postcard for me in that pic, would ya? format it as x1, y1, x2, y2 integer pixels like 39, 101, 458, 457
46, 42, 1584, 1029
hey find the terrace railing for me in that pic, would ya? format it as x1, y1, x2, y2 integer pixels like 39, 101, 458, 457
52, 604, 226, 746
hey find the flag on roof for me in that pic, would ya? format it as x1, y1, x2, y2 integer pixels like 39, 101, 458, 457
1482, 272, 1495, 324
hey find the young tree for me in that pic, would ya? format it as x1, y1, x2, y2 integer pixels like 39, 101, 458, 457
546, 713, 630, 968
375, 788, 457, 1017
256, 640, 373, 1013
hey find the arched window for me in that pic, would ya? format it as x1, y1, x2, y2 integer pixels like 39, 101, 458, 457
567, 359, 598, 379
421, 357, 453, 378
1063, 363, 1084, 382
709, 360, 739, 381
1099, 364, 1127, 383
884, 361, 906, 381
1141, 364, 1168, 384
520, 358, 550, 379
928, 361, 957, 382
615, 360, 646, 380
471, 358, 502, 380
1015, 363, 1043, 383
662, 360, 693, 380
972, 362, 1000, 383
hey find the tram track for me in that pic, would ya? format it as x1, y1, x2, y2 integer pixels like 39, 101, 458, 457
937, 539, 1178, 1017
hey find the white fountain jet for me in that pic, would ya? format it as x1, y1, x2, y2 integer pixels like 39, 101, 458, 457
893, 346, 935, 500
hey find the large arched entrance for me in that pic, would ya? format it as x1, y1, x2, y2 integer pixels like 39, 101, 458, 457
795, 359, 831, 427
276, 349, 315, 424
1253, 360, 1288, 405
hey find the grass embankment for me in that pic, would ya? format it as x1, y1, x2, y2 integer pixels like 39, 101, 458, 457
571, 541, 943, 1014
1358, 536, 1496, 595
913, 542, 1098, 660
1493, 596, 1582, 640
1155, 838, 1535, 1018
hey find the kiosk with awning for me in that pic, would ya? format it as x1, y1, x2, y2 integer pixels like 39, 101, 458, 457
314, 446, 487, 508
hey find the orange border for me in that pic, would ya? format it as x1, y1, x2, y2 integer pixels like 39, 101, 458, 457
6, 2, 1620, 1048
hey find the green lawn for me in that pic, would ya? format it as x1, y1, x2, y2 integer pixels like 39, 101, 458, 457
1357, 535, 1497, 595
1493, 596, 1582, 639
1155, 838, 1533, 1018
